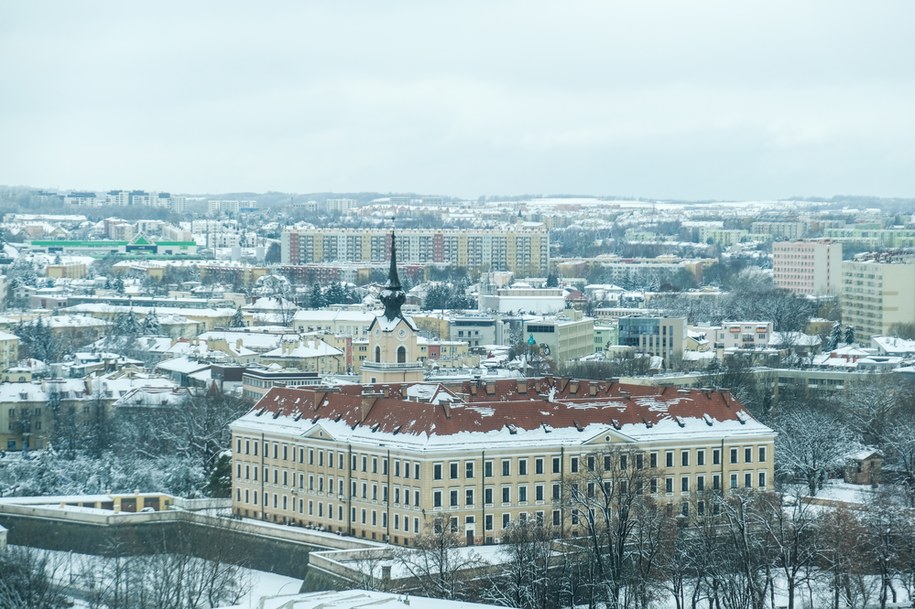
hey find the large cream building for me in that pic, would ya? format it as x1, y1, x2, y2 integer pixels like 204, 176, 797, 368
229, 378, 775, 546
281, 225, 549, 276
841, 253, 915, 339
772, 240, 843, 295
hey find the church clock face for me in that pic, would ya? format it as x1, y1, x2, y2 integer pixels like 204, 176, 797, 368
397, 328, 407, 339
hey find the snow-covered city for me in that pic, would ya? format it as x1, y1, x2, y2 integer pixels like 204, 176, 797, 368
2, 2, 915, 608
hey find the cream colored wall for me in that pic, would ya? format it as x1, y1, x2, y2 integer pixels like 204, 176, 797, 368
231, 428, 776, 546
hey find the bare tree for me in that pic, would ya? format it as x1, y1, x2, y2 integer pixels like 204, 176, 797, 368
714, 490, 771, 609
482, 519, 558, 609
756, 489, 818, 609
394, 514, 483, 600
0, 546, 69, 609
772, 404, 858, 496
563, 447, 663, 609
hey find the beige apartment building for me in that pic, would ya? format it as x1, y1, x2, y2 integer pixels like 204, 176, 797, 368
229, 378, 775, 546
841, 253, 915, 339
772, 240, 843, 295
281, 225, 549, 276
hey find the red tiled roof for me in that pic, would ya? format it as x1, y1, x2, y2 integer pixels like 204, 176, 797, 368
249, 377, 756, 439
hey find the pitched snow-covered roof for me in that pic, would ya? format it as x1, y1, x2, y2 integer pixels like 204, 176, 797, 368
232, 378, 773, 450
261, 339, 343, 359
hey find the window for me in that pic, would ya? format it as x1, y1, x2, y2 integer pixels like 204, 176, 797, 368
620, 454, 628, 470
484, 488, 493, 504
434, 463, 443, 480
502, 487, 510, 504
552, 457, 561, 473
552, 482, 561, 500
372, 457, 378, 474
450, 462, 459, 479
450, 490, 459, 507
484, 461, 493, 477
309, 449, 315, 465
730, 473, 738, 489
713, 474, 721, 490
681, 502, 689, 517
485, 514, 493, 530
502, 459, 511, 476
433, 490, 442, 508
744, 447, 752, 463
744, 472, 752, 488
758, 446, 767, 462
758, 472, 767, 488
465, 462, 474, 479
395, 461, 401, 477
535, 458, 544, 474
519, 486, 528, 503
503, 513, 511, 528
587, 456, 595, 471
552, 510, 560, 526
650, 452, 658, 468
466, 489, 474, 506
697, 475, 705, 491
697, 450, 705, 466
519, 459, 528, 476
681, 477, 689, 493
650, 478, 658, 494
535, 484, 544, 502
730, 448, 738, 464
666, 451, 674, 468
570, 457, 579, 473
713, 449, 720, 466
681, 451, 689, 467
636, 453, 644, 469
665, 477, 673, 494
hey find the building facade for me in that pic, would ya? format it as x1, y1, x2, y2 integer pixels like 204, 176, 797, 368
841, 253, 915, 338
229, 378, 775, 546
772, 240, 843, 295
281, 225, 549, 276
618, 316, 687, 365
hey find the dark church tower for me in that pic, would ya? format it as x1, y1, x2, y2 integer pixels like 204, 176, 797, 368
361, 228, 423, 384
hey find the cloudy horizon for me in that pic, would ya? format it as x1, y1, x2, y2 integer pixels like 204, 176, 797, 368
1, 1, 913, 200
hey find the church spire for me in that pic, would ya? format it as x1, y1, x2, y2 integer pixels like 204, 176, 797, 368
380, 223, 406, 321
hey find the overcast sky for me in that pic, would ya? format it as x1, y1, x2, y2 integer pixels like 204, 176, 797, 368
1, 1, 913, 200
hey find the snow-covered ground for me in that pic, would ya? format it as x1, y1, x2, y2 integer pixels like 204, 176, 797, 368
30, 547, 302, 609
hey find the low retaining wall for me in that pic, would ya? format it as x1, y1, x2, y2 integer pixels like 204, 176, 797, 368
0, 501, 377, 579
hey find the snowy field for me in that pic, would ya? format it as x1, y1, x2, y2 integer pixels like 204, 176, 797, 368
26, 547, 302, 609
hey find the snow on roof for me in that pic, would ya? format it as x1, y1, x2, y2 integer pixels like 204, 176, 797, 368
871, 335, 915, 355
250, 589, 503, 609
262, 340, 343, 359
115, 386, 192, 408
63, 303, 236, 318
232, 379, 773, 451
293, 310, 376, 322
197, 331, 297, 351
156, 357, 212, 374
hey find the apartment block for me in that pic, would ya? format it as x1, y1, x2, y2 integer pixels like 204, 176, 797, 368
841, 253, 915, 339
280, 225, 549, 276
772, 240, 842, 295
